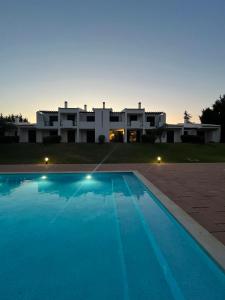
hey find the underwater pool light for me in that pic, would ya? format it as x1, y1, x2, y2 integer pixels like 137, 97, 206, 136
41, 175, 47, 180
86, 174, 92, 180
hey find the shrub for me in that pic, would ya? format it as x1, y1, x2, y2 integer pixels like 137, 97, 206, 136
98, 135, 105, 144
141, 134, 156, 143
181, 135, 204, 144
0, 136, 19, 143
43, 135, 61, 144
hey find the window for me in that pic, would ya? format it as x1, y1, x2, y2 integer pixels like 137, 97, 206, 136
147, 116, 155, 126
49, 116, 58, 126
184, 131, 188, 136
67, 115, 75, 121
110, 116, 119, 122
130, 115, 137, 121
86, 115, 95, 122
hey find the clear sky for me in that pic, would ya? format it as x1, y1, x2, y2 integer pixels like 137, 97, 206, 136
0, 0, 225, 123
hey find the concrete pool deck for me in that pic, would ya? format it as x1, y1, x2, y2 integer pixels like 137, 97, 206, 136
1, 163, 225, 247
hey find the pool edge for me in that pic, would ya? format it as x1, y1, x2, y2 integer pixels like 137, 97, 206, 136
133, 170, 225, 272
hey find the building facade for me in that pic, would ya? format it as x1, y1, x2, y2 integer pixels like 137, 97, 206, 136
14, 101, 221, 143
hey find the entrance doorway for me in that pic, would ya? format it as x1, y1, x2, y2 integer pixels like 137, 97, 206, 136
127, 130, 141, 143
67, 130, 76, 143
167, 131, 174, 143
109, 129, 124, 143
28, 130, 36, 143
197, 130, 205, 143
86, 130, 95, 143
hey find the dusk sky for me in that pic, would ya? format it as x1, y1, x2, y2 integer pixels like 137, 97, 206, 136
0, 0, 225, 123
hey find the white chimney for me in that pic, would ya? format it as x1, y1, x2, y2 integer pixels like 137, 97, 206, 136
84, 104, 87, 111
64, 101, 68, 108
103, 101, 105, 109
138, 102, 141, 109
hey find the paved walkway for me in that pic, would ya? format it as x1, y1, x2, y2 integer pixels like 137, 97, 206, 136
1, 163, 225, 245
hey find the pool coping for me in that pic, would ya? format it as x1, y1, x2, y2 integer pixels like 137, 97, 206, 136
1, 169, 225, 271
133, 170, 225, 272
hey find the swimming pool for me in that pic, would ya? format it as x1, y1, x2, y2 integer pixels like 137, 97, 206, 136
0, 172, 224, 300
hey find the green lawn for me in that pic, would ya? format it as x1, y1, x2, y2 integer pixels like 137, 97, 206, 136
0, 143, 225, 164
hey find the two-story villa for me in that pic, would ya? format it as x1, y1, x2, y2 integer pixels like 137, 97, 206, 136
15, 101, 220, 143
17, 101, 167, 143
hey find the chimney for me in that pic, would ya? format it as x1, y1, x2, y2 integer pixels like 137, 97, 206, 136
84, 104, 87, 111
64, 101, 68, 108
138, 102, 141, 109
103, 101, 105, 109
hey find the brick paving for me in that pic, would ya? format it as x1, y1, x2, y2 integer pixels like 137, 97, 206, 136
1, 163, 225, 245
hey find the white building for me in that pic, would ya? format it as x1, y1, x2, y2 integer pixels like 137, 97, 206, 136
13, 101, 221, 143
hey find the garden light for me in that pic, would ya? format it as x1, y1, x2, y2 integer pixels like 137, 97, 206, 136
157, 156, 162, 163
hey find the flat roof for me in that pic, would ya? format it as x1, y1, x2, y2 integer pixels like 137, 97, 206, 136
39, 110, 58, 113
17, 124, 36, 128
166, 124, 183, 128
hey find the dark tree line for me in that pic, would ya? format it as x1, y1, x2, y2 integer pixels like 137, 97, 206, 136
0, 113, 28, 123
200, 94, 225, 142
0, 114, 28, 136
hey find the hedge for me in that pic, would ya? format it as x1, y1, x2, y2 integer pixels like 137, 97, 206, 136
43, 135, 61, 144
181, 134, 204, 144
0, 136, 19, 143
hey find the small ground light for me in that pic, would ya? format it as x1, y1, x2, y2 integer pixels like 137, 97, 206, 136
45, 157, 49, 164
157, 156, 162, 163
86, 174, 92, 179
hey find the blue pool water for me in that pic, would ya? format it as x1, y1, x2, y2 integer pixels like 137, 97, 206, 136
0, 172, 224, 300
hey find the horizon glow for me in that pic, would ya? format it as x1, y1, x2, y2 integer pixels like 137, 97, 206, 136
0, 0, 225, 124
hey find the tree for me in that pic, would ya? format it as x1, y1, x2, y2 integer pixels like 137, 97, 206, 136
184, 110, 192, 123
0, 114, 28, 136
199, 94, 225, 142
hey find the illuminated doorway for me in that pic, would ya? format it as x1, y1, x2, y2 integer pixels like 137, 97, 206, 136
127, 130, 141, 143
109, 129, 124, 143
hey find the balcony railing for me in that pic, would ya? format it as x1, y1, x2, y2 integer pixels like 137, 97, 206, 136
127, 120, 142, 128
79, 121, 95, 129
144, 122, 156, 129
43, 121, 59, 127
60, 120, 77, 127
